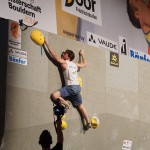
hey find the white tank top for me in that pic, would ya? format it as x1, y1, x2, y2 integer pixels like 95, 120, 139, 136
63, 61, 79, 86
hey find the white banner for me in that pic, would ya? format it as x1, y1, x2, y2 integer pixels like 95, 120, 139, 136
8, 47, 27, 66
0, 0, 57, 33
129, 47, 150, 63
87, 31, 118, 53
122, 140, 132, 150
8, 20, 21, 49
62, 0, 102, 26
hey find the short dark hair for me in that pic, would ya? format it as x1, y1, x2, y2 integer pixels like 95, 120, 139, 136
65, 49, 75, 61
127, 0, 141, 29
39, 130, 52, 148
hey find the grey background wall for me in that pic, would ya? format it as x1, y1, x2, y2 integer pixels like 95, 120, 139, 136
1, 27, 150, 150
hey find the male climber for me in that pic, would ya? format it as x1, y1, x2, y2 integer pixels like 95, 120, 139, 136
44, 38, 91, 130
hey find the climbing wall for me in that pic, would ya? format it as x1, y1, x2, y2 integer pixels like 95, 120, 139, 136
1, 27, 150, 150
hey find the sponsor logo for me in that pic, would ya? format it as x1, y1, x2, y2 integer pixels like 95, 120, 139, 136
119, 36, 127, 55
110, 52, 119, 67
129, 48, 150, 62
65, 0, 96, 12
62, 0, 102, 26
63, 29, 84, 41
8, 56, 27, 65
8, 48, 27, 66
88, 34, 96, 44
10, 21, 19, 39
122, 140, 132, 150
87, 31, 118, 53
9, 20, 21, 50
8, 48, 27, 58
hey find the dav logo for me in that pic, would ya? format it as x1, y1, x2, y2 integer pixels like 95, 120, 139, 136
87, 31, 118, 53
62, 0, 102, 26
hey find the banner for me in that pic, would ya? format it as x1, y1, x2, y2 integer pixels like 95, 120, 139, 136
0, 0, 57, 33
62, 0, 102, 26
8, 20, 21, 50
129, 47, 150, 63
8, 47, 27, 66
56, 0, 150, 63
87, 31, 118, 53
1, 0, 150, 63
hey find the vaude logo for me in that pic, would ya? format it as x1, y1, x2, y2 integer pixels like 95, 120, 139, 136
98, 38, 117, 51
8, 48, 27, 58
88, 34, 96, 43
65, 0, 96, 12
87, 31, 118, 53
